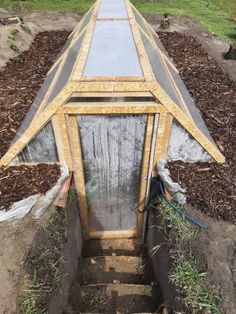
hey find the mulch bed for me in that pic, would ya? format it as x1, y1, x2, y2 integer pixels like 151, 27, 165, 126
0, 30, 70, 159
158, 32, 236, 224
0, 31, 69, 210
0, 164, 60, 209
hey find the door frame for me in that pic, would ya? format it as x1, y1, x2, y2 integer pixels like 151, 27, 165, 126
67, 113, 154, 240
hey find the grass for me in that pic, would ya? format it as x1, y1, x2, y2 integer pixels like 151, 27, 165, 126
19, 210, 65, 314
0, 0, 235, 42
151, 197, 222, 313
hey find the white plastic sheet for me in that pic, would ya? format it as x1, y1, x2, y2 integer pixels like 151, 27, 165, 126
0, 165, 69, 222
158, 160, 186, 205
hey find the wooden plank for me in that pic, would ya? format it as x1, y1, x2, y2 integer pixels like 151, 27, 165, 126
161, 114, 173, 159
72, 0, 101, 80
153, 113, 168, 175
69, 81, 149, 92
71, 91, 153, 97
67, 116, 89, 239
80, 76, 145, 82
136, 114, 154, 238
51, 114, 73, 170
53, 173, 72, 208
150, 83, 225, 163
125, 0, 155, 82
89, 229, 136, 239
60, 103, 166, 115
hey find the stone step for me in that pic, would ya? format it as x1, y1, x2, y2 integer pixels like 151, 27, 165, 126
83, 239, 142, 257
77, 255, 149, 285
70, 283, 161, 313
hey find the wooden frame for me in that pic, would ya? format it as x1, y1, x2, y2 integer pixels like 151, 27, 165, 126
67, 111, 155, 240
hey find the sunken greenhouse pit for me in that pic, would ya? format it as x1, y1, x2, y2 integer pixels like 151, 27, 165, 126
0, 30, 70, 159
158, 32, 236, 225
0, 164, 60, 210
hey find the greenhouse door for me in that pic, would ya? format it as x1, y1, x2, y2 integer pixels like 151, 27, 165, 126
68, 115, 149, 239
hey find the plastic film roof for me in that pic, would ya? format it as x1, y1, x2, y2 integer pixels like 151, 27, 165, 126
6, 0, 224, 165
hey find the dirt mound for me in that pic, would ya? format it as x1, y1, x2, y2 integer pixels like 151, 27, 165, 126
0, 164, 60, 210
158, 32, 236, 225
0, 30, 69, 159
0, 21, 40, 68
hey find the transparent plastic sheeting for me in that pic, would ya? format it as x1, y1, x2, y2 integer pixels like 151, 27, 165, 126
18, 122, 58, 163
167, 64, 215, 143
141, 31, 184, 111
77, 115, 147, 231
148, 30, 215, 143
132, 7, 151, 36
167, 120, 212, 162
12, 64, 59, 144
97, 0, 128, 19
45, 33, 85, 107
13, 33, 85, 145
83, 21, 143, 77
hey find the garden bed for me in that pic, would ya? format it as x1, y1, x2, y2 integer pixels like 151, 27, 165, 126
158, 32, 236, 224
0, 164, 60, 210
0, 30, 69, 210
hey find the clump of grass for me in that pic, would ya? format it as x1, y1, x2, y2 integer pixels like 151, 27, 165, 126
19, 210, 66, 313
170, 254, 222, 313
151, 196, 222, 313
9, 43, 20, 53
159, 198, 196, 242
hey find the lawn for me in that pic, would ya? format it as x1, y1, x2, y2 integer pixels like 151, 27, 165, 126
0, 0, 235, 42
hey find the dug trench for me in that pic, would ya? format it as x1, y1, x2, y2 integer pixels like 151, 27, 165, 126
44, 197, 177, 314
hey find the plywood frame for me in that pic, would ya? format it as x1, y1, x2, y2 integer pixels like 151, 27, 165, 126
67, 111, 156, 239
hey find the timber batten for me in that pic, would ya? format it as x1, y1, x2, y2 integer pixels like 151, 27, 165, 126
1, 0, 225, 240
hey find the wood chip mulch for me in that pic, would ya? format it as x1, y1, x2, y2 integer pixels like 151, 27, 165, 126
158, 32, 236, 224
0, 30, 70, 159
0, 164, 60, 209
0, 31, 69, 210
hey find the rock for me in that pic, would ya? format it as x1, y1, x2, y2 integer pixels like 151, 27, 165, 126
223, 44, 236, 60
160, 18, 170, 30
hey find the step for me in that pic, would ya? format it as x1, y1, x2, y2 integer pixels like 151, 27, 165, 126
83, 239, 142, 257
77, 255, 149, 285
70, 283, 161, 313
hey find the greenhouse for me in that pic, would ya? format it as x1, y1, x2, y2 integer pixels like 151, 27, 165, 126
0, 0, 224, 240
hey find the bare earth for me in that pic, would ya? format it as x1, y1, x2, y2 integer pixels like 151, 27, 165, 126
0, 10, 235, 314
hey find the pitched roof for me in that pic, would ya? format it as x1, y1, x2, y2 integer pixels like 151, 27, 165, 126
0, 0, 225, 166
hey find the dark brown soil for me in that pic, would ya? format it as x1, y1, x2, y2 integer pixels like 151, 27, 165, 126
0, 30, 70, 159
158, 32, 236, 224
0, 164, 60, 209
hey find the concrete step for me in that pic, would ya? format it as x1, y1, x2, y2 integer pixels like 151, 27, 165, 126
70, 283, 161, 313
83, 239, 142, 257
77, 255, 149, 285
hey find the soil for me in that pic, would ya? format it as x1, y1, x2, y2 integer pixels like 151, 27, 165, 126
0, 205, 58, 314
185, 205, 236, 314
0, 21, 40, 68
156, 32, 236, 225
0, 164, 60, 209
0, 30, 70, 159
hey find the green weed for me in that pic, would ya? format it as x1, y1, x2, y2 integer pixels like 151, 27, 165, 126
9, 43, 20, 52
170, 254, 223, 313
